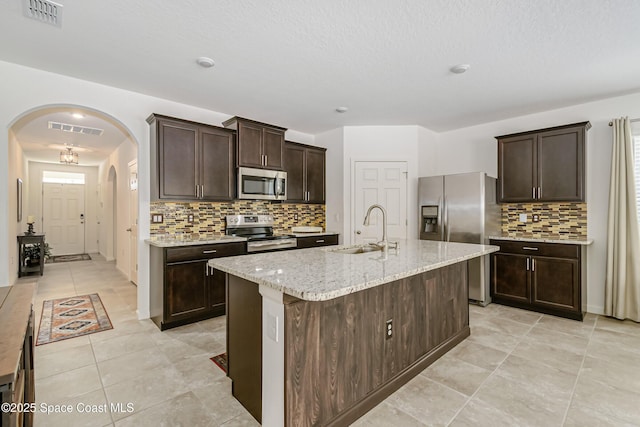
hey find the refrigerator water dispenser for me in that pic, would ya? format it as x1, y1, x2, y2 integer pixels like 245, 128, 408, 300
420, 205, 439, 238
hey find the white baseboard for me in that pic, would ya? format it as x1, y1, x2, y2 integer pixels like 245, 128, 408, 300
587, 304, 605, 315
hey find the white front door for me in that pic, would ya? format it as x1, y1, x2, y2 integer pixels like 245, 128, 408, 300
43, 183, 85, 255
128, 160, 138, 285
353, 161, 408, 245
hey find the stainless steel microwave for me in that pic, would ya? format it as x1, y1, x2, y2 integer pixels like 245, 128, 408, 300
238, 167, 287, 200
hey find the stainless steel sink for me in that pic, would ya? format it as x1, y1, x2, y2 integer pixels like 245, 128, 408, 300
329, 245, 382, 254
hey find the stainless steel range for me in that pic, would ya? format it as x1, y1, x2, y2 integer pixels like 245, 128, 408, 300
225, 215, 297, 253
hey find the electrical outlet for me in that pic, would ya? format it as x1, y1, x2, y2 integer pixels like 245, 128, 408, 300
386, 319, 393, 339
532, 214, 540, 223
294, 213, 298, 221
519, 213, 527, 223
187, 214, 194, 223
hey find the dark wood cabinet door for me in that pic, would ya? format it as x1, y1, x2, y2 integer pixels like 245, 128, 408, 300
498, 135, 537, 202
209, 268, 226, 313
262, 127, 284, 169
305, 147, 325, 203
531, 256, 579, 312
237, 121, 264, 168
165, 261, 209, 322
200, 126, 235, 201
491, 253, 530, 303
158, 120, 198, 199
537, 126, 584, 201
283, 143, 305, 202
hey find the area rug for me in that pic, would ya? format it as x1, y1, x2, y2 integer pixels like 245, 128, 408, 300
36, 293, 113, 345
46, 253, 92, 264
210, 353, 227, 373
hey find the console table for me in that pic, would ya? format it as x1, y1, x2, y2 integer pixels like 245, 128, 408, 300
17, 235, 45, 278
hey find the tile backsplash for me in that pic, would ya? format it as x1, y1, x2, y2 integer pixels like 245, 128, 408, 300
501, 202, 587, 239
150, 201, 325, 236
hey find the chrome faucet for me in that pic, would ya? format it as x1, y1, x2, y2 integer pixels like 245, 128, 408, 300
363, 204, 391, 253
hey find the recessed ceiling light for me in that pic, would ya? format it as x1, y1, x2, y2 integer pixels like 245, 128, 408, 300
72, 113, 84, 119
196, 57, 215, 68
450, 64, 470, 74
335, 107, 349, 113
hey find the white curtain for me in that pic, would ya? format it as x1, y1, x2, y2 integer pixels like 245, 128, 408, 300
605, 117, 640, 322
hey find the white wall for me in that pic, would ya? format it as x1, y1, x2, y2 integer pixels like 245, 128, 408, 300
98, 138, 137, 276
342, 126, 420, 244
417, 125, 440, 177
27, 161, 99, 256
0, 60, 315, 319
432, 91, 640, 314
314, 128, 345, 241
7, 129, 28, 284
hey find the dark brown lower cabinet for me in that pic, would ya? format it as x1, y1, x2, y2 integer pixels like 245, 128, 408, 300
295, 234, 338, 248
150, 242, 246, 330
490, 239, 585, 320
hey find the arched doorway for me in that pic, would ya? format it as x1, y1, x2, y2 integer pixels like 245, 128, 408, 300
7, 103, 139, 294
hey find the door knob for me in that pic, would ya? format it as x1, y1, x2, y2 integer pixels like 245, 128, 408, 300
126, 228, 132, 232
356, 230, 362, 234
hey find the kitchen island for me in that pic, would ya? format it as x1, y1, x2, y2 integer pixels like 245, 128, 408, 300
210, 239, 499, 426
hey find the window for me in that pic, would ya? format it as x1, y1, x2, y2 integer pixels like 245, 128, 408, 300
42, 171, 85, 184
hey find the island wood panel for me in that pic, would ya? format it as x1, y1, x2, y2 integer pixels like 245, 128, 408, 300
227, 276, 263, 423
284, 262, 469, 427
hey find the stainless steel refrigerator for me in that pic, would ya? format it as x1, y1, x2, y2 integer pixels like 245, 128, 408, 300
418, 172, 500, 305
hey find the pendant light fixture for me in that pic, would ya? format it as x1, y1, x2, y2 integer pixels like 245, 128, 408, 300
60, 146, 79, 164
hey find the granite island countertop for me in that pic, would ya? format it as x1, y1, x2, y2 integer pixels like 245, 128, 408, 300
210, 239, 499, 301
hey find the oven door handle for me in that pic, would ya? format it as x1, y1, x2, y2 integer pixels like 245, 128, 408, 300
249, 239, 296, 248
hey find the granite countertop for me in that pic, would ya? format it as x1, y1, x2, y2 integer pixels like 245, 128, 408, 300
488, 235, 593, 245
145, 234, 247, 247
210, 239, 499, 301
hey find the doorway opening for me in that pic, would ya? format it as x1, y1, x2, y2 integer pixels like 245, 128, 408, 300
42, 171, 86, 256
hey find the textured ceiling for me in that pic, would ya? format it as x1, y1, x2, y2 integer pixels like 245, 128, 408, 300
1, 0, 640, 137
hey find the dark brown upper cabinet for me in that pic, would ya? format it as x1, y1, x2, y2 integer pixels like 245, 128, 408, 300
283, 141, 326, 203
148, 114, 236, 202
497, 122, 590, 203
223, 116, 287, 170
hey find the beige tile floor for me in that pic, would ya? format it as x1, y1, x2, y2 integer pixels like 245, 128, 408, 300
27, 255, 640, 426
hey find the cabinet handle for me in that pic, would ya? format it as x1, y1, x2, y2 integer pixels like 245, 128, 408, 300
537, 187, 541, 199
264, 155, 268, 166
203, 250, 217, 254
205, 264, 208, 276
522, 246, 539, 251
532, 187, 536, 199
526, 258, 530, 271
200, 185, 204, 199
196, 185, 199, 198
316, 239, 325, 243
532, 259, 535, 271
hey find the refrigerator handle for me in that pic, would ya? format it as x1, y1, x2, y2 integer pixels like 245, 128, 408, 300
438, 196, 443, 240
443, 196, 449, 242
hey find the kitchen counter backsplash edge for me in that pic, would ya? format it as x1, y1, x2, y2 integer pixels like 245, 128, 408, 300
150, 200, 325, 236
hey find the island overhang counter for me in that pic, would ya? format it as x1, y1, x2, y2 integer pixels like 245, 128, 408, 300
209, 239, 499, 427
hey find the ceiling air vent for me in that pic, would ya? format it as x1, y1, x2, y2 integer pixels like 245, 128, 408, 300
48, 121, 104, 136
23, 0, 63, 28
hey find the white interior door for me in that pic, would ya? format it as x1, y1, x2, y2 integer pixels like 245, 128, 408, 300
43, 183, 85, 255
128, 161, 138, 285
353, 161, 408, 245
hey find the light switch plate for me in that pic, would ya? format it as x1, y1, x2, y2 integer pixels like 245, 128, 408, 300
519, 213, 527, 223
267, 313, 278, 342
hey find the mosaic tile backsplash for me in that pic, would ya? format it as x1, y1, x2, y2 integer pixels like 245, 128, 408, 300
501, 202, 587, 239
150, 201, 325, 236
